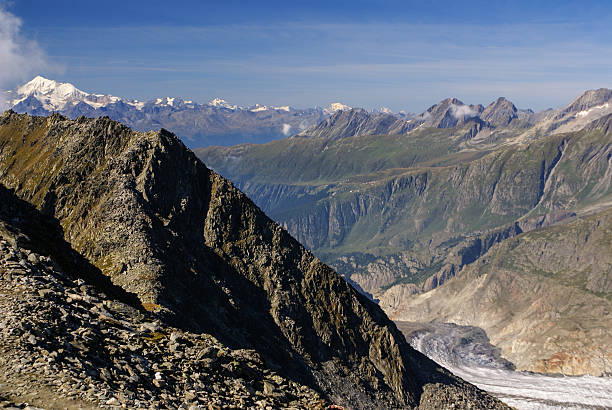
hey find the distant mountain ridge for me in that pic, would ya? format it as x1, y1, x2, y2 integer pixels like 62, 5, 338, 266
5, 76, 612, 151
3, 76, 358, 147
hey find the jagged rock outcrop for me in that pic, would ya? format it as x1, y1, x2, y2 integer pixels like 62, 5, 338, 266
0, 111, 506, 409
481, 97, 518, 127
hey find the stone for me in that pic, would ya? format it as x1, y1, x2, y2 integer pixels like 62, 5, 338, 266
106, 397, 120, 405
37, 289, 54, 299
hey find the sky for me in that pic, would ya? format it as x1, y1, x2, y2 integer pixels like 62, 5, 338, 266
2, 0, 612, 112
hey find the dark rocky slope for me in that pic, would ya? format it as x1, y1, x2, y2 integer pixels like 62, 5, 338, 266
0, 184, 327, 408
0, 111, 505, 408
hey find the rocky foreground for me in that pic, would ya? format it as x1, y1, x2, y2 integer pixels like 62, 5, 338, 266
0, 185, 328, 408
0, 111, 507, 408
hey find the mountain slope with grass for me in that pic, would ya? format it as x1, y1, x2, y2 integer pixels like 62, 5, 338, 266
196, 92, 612, 376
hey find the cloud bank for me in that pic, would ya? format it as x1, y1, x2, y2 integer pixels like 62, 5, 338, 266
0, 6, 51, 109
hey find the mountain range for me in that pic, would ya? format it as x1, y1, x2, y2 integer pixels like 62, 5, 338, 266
2, 76, 355, 147
3, 76, 611, 404
197, 87, 612, 377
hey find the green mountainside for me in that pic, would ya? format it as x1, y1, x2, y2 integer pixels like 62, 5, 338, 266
198, 114, 612, 292
196, 92, 612, 375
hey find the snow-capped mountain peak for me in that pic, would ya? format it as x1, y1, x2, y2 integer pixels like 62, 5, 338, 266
18, 76, 64, 95
14, 76, 89, 110
209, 98, 237, 110
10, 76, 128, 111
324, 102, 351, 114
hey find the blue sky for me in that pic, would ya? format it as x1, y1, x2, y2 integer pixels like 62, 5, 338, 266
3, 0, 612, 112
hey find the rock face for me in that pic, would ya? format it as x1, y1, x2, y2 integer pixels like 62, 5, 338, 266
0, 111, 506, 409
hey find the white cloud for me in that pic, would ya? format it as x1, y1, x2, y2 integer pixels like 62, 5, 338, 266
0, 6, 52, 109
282, 123, 292, 136
450, 104, 478, 120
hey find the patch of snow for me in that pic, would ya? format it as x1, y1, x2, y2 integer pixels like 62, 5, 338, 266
250, 104, 268, 112
84, 101, 104, 109
576, 103, 610, 118
282, 123, 292, 136
276, 105, 291, 112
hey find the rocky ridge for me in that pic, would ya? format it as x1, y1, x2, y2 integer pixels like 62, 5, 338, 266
298, 108, 417, 139
0, 111, 506, 409
0, 184, 327, 409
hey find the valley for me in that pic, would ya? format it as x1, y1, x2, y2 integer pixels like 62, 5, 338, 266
197, 89, 612, 380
